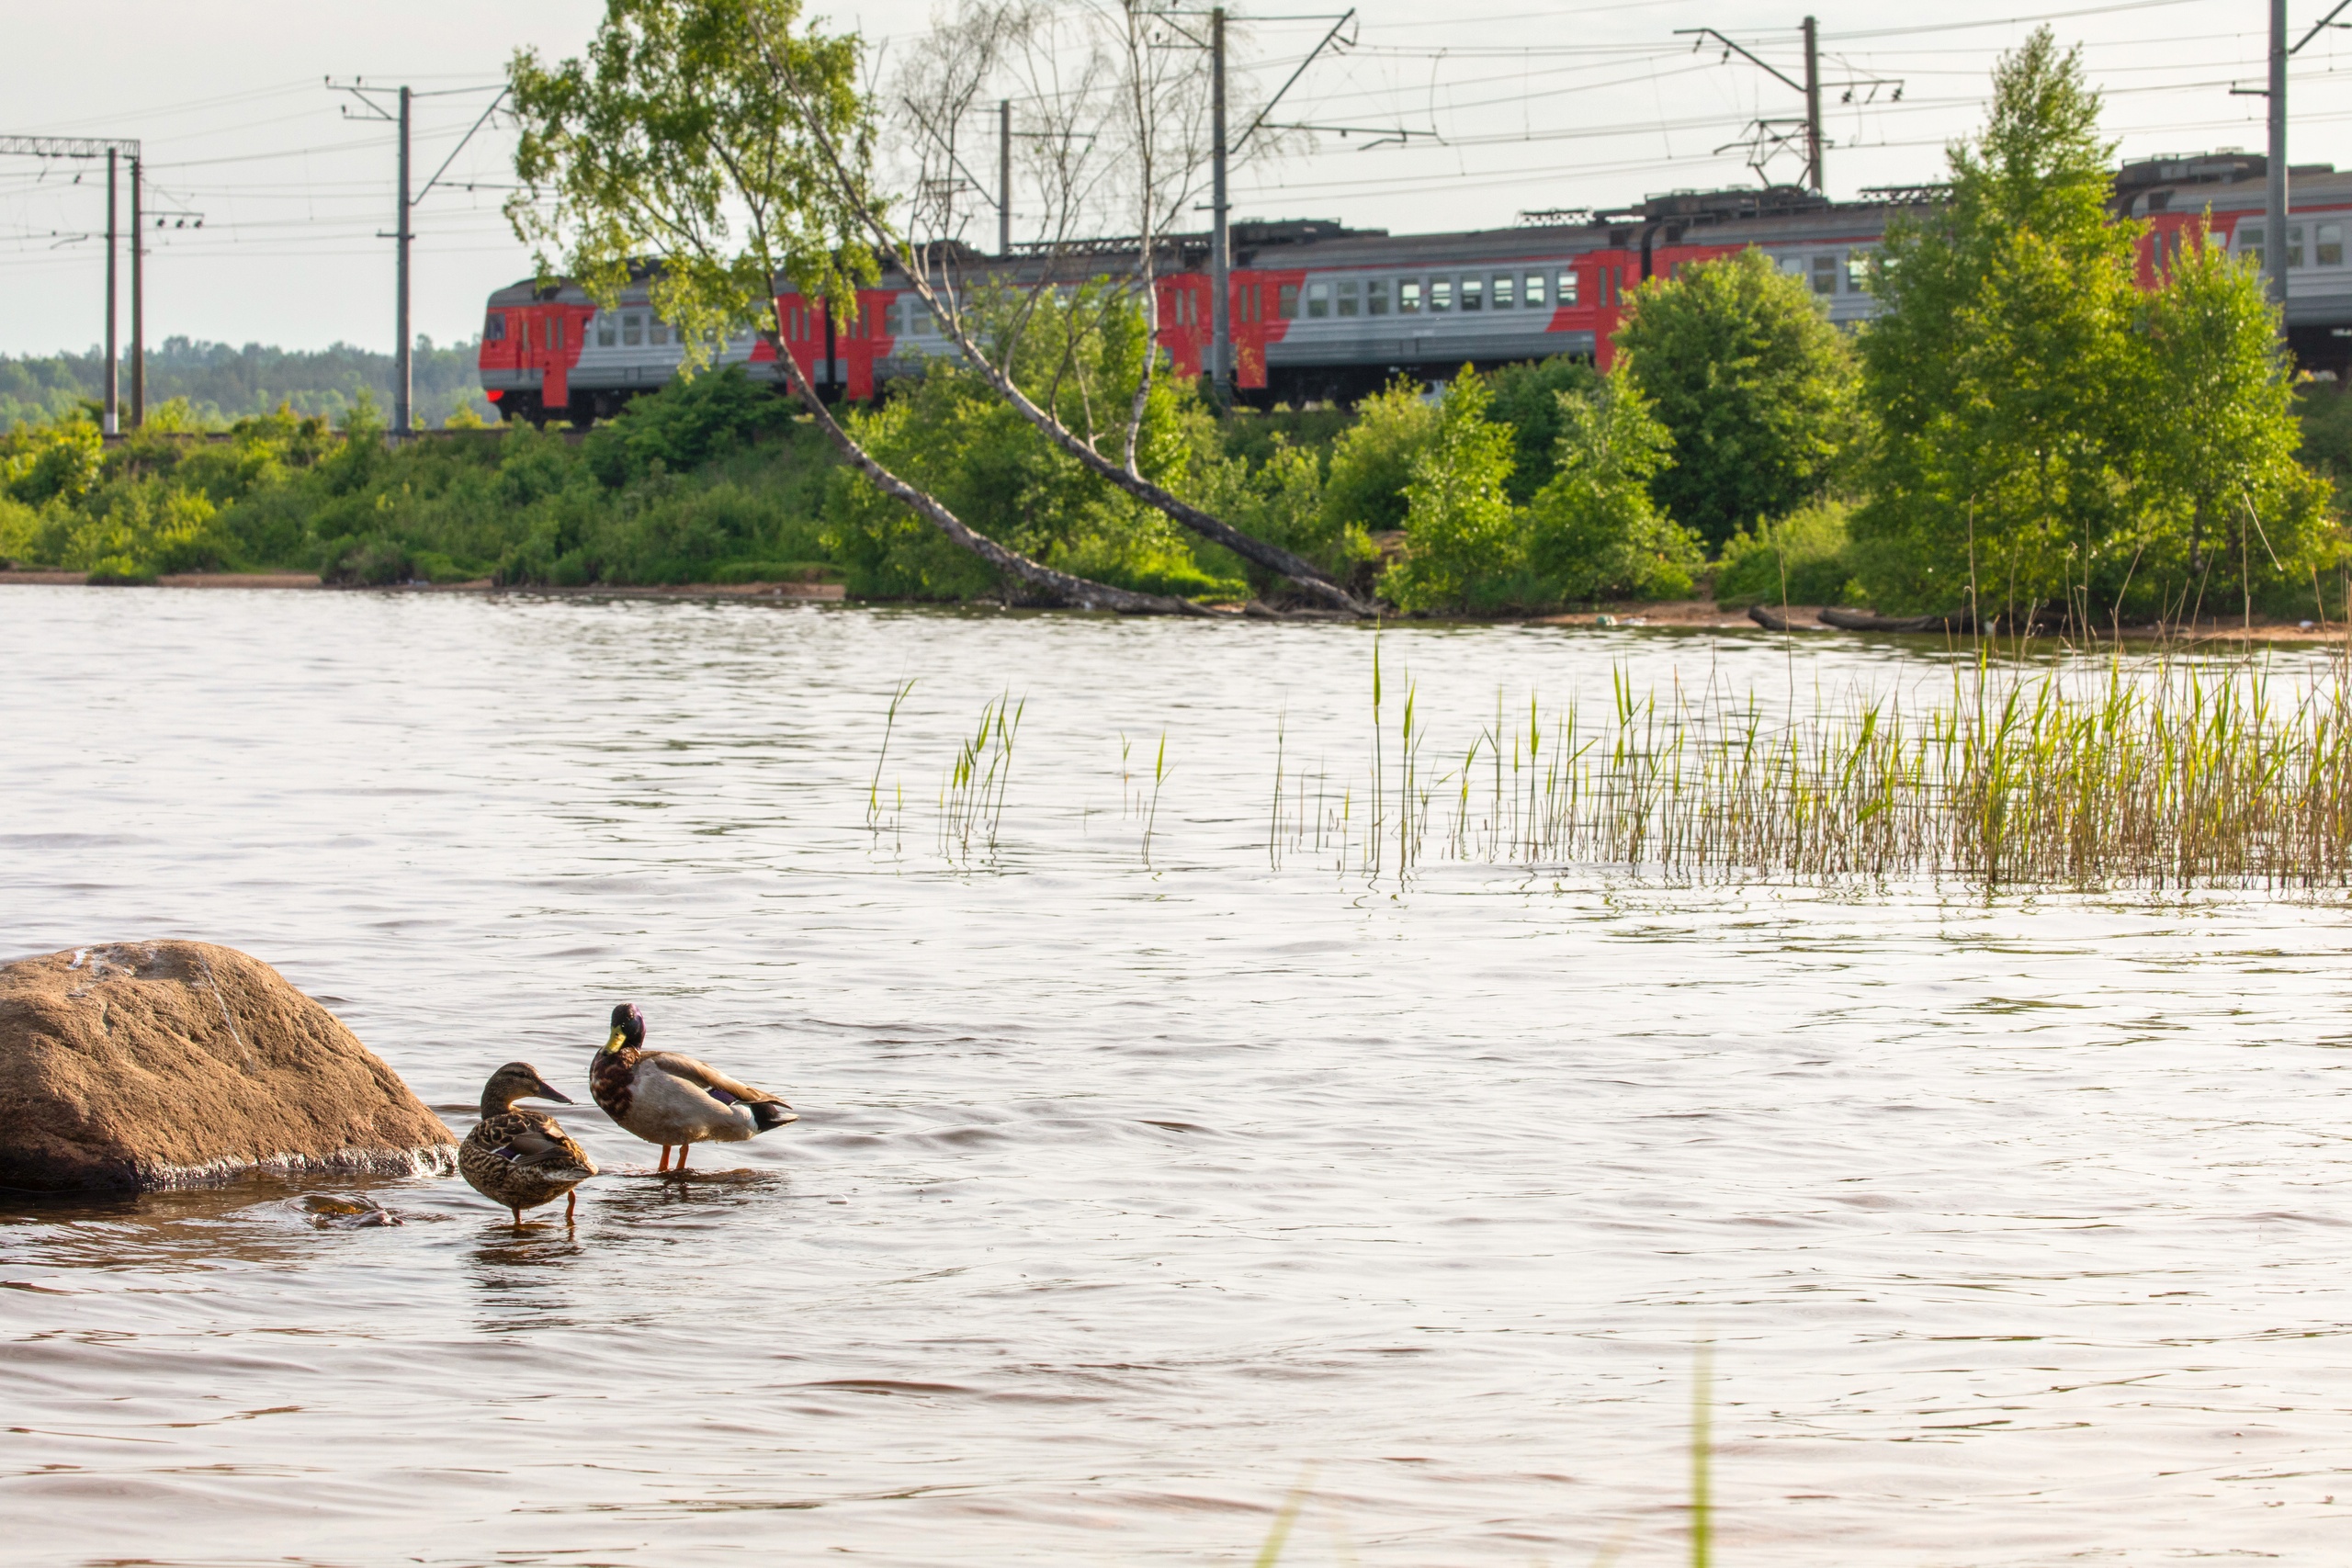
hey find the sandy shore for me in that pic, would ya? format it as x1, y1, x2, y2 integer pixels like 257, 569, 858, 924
1538, 600, 2352, 649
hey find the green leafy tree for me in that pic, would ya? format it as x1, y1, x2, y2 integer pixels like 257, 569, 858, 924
1615, 247, 1855, 550
1381, 369, 1521, 613
509, 0, 1204, 612
508, 0, 876, 374
1854, 28, 2336, 622
1525, 369, 1702, 603
2132, 221, 2338, 621
1850, 28, 2145, 617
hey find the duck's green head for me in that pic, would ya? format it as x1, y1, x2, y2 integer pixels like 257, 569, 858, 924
604, 1001, 646, 1055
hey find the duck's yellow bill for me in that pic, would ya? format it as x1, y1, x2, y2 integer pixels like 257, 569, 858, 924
602, 1026, 625, 1052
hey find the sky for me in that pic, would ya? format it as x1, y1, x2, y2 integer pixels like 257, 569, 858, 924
5, 0, 2351, 358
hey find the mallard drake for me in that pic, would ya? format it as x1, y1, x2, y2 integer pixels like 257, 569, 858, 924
590, 1002, 797, 1171
458, 1062, 600, 1224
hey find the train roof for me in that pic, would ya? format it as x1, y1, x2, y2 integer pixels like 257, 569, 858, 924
482, 152, 2352, 308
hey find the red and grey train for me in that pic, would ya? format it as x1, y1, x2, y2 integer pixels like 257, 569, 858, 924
478, 152, 2352, 422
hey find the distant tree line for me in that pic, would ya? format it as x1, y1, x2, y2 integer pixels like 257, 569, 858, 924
0, 337, 495, 433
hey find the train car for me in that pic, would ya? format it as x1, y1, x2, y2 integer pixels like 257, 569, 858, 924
477, 269, 901, 424
476, 152, 2352, 423
2113, 152, 2352, 374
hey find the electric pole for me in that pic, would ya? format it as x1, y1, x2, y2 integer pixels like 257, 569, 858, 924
1679, 20, 1887, 197
2268, 0, 2290, 309
334, 81, 502, 435
131, 153, 144, 428
1210, 6, 1231, 403
1802, 16, 1824, 197
1, 135, 151, 433
105, 150, 118, 434
395, 86, 413, 435
999, 99, 1012, 258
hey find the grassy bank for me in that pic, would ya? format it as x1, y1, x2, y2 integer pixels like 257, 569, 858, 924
4, 347, 2350, 618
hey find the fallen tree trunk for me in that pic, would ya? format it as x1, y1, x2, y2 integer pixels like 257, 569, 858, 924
1818, 607, 1980, 634
1747, 604, 1805, 631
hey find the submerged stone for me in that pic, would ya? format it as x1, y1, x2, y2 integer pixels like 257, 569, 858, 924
0, 942, 456, 1192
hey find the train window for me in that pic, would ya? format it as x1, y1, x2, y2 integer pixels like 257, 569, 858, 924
1279, 283, 1299, 320
1367, 279, 1389, 315
2289, 225, 2306, 267
650, 318, 671, 345
597, 315, 616, 348
2322, 223, 2345, 266
1810, 255, 1838, 295
1431, 277, 1453, 311
1493, 275, 1514, 309
623, 313, 643, 346
1337, 280, 1359, 317
550, 318, 565, 351
1559, 269, 1577, 307
1844, 251, 1867, 290
1524, 272, 1545, 308
485, 312, 506, 343
1461, 276, 1484, 311
1306, 281, 1330, 319
1400, 279, 1421, 313
2240, 225, 2265, 267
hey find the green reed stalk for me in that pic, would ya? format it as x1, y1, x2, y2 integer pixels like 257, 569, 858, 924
1691, 1341, 1713, 1568
867, 677, 915, 829
1269, 712, 1287, 869
1143, 729, 1169, 865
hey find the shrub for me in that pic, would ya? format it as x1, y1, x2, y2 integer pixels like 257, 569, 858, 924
62, 481, 229, 577
583, 367, 797, 486
1322, 377, 1439, 536
1525, 370, 1702, 603
1486, 355, 1602, 502
1381, 369, 1521, 613
1712, 500, 1861, 607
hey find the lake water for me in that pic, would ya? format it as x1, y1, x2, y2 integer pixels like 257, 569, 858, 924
3, 587, 2349, 1566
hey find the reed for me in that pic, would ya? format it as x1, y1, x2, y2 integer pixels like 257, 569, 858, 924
939, 691, 1023, 862
1271, 649, 2352, 888
866, 677, 915, 832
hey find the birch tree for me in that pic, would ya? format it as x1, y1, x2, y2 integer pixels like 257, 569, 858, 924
773, 0, 1373, 614
507, 0, 1210, 613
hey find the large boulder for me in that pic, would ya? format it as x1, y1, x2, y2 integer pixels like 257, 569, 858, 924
0, 942, 456, 1192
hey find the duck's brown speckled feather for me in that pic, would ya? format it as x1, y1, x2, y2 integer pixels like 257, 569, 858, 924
458, 1108, 597, 1215
589, 1046, 639, 1121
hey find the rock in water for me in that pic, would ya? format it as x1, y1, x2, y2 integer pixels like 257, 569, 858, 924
0, 942, 457, 1192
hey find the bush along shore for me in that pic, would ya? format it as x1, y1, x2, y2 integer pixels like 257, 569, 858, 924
7, 33, 2352, 626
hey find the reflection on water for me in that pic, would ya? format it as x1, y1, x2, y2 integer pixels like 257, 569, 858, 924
3, 590, 2350, 1564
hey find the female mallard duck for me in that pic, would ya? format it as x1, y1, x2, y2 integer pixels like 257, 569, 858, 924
591, 1002, 797, 1171
458, 1062, 600, 1224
